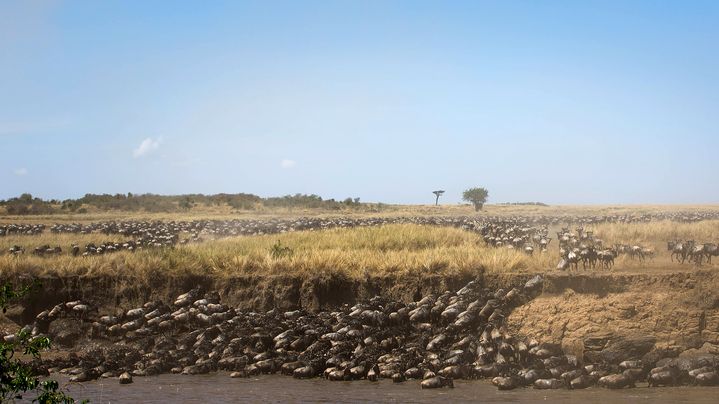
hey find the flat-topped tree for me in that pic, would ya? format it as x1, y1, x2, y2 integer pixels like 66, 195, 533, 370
432, 190, 445, 206
462, 187, 489, 211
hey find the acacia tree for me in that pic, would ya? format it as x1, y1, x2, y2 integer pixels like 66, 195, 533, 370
462, 187, 489, 211
432, 190, 445, 206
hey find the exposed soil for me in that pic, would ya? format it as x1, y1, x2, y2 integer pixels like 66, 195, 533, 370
508, 270, 719, 362
3, 269, 719, 365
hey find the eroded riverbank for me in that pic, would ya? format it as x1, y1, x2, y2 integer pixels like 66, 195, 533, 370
3, 269, 719, 399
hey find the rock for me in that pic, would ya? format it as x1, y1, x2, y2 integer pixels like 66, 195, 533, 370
48, 318, 84, 348
600, 336, 656, 364
642, 347, 680, 368
69, 368, 101, 383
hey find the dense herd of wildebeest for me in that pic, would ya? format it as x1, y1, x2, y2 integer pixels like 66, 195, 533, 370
6, 276, 719, 391
2, 212, 719, 391
3, 212, 719, 269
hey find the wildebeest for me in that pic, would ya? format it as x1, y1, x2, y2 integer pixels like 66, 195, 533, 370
597, 249, 617, 269
8, 245, 24, 255
667, 240, 687, 263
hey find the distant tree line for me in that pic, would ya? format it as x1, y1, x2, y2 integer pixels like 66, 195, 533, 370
0, 192, 371, 215
1, 193, 57, 215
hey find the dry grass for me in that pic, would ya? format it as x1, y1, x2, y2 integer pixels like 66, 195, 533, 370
589, 220, 719, 245
0, 224, 553, 280
568, 220, 719, 271
1, 217, 718, 282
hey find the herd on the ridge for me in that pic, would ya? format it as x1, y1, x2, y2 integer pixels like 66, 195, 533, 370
2, 215, 719, 270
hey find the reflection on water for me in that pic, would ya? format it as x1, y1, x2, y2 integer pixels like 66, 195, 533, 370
60, 374, 719, 404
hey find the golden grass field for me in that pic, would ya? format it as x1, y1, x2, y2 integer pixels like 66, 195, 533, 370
0, 224, 547, 280
1, 211, 718, 281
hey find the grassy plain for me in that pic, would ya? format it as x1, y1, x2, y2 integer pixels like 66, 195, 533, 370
0, 224, 552, 280
1, 205, 718, 282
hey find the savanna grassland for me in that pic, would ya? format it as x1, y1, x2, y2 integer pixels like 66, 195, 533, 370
3, 204, 719, 385
0, 224, 549, 280
1, 204, 718, 283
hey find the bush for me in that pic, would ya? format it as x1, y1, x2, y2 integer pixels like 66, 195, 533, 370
2, 194, 55, 215
269, 240, 293, 258
0, 282, 80, 403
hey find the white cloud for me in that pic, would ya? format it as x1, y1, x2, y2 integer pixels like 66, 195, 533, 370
13, 168, 28, 176
280, 159, 296, 169
133, 137, 162, 158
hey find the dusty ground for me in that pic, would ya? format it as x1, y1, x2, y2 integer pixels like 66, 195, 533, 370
507, 270, 719, 362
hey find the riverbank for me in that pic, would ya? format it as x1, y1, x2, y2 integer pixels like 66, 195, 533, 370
3, 269, 719, 371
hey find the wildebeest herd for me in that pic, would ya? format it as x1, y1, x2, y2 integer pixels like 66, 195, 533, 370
6, 276, 719, 390
3, 213, 719, 270
2, 212, 719, 393
667, 240, 718, 266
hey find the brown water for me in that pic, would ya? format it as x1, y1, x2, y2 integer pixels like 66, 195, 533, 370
54, 374, 719, 403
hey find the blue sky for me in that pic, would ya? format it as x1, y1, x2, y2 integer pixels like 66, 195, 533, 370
2, 0, 718, 204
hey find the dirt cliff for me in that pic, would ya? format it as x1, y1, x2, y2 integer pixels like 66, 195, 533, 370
507, 270, 719, 363
3, 269, 718, 365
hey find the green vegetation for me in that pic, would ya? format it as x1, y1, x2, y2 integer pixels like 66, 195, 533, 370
462, 187, 489, 211
0, 192, 371, 215
0, 282, 79, 403
269, 240, 294, 259
1, 194, 56, 215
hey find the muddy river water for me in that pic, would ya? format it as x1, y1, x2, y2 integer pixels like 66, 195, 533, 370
56, 374, 718, 403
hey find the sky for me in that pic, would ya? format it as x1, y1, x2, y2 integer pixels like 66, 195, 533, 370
2, 0, 718, 205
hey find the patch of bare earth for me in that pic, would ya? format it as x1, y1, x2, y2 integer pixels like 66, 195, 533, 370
507, 269, 719, 362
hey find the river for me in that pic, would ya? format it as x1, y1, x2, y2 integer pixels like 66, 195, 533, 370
54, 374, 719, 403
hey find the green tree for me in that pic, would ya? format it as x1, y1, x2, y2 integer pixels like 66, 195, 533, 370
462, 187, 489, 211
0, 282, 80, 403
179, 197, 194, 210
